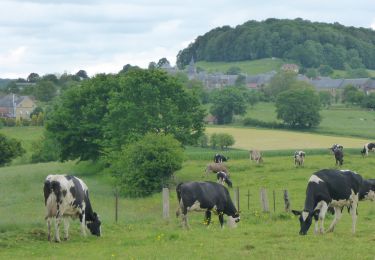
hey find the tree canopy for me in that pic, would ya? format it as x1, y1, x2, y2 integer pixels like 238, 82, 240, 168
177, 18, 375, 70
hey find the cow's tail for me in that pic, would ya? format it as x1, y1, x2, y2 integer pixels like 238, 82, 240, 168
175, 183, 183, 217
44, 181, 57, 220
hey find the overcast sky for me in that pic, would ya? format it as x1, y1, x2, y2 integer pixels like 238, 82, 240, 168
1, 0, 374, 78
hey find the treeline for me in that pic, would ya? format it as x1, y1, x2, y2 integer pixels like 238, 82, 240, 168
177, 18, 375, 70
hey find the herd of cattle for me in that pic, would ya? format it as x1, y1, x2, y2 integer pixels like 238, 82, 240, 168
43, 143, 375, 242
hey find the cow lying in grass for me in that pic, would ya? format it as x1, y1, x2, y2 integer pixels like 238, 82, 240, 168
205, 163, 229, 176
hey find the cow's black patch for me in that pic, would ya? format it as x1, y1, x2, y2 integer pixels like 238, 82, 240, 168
65, 175, 74, 181
62, 190, 67, 197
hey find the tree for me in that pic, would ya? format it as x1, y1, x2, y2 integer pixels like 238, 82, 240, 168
27, 73, 40, 83
227, 66, 241, 75
210, 87, 247, 124
42, 74, 59, 84
34, 81, 56, 102
109, 133, 183, 197
216, 133, 235, 150
342, 85, 364, 105
148, 61, 157, 69
0, 134, 25, 166
361, 93, 375, 109
5, 81, 20, 94
305, 68, 318, 79
156, 58, 170, 68
276, 87, 321, 128
264, 71, 297, 100
318, 65, 334, 76
319, 91, 333, 107
30, 106, 44, 118
76, 70, 89, 79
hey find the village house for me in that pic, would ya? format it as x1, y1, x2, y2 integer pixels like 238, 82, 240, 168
0, 94, 37, 119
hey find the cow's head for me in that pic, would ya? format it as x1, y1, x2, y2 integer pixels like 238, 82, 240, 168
232, 211, 240, 223
87, 212, 101, 237
292, 209, 319, 235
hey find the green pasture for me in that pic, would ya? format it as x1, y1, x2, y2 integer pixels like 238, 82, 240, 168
1, 153, 375, 259
244, 102, 375, 139
196, 58, 283, 75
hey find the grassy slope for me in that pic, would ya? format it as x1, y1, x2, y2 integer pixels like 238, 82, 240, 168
196, 58, 283, 75
245, 102, 375, 139
0, 156, 374, 259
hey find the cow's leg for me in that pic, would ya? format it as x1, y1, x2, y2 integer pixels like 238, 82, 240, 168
205, 210, 212, 226
350, 195, 359, 234
63, 217, 70, 240
54, 215, 62, 242
327, 207, 342, 233
47, 217, 52, 241
79, 211, 87, 237
218, 212, 224, 228
318, 203, 328, 234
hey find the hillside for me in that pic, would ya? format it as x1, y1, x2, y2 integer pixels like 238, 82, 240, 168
177, 18, 375, 71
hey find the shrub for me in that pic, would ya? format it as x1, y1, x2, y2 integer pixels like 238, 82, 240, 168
0, 134, 25, 166
109, 133, 183, 197
197, 134, 209, 148
31, 134, 61, 163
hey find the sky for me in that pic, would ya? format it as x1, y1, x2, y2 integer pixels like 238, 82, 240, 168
1, 0, 374, 79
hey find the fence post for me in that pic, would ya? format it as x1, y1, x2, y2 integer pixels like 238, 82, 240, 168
283, 190, 290, 212
234, 187, 240, 211
260, 188, 269, 212
247, 189, 250, 210
114, 190, 119, 223
162, 188, 170, 220
273, 190, 276, 213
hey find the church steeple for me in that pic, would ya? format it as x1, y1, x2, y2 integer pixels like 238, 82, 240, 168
188, 56, 196, 79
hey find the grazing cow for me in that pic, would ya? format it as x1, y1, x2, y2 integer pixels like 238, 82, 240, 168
216, 171, 232, 188
294, 151, 305, 167
213, 153, 228, 163
175, 181, 240, 229
250, 149, 263, 164
361, 142, 375, 156
292, 169, 362, 235
44, 175, 101, 242
333, 148, 343, 166
359, 179, 375, 201
205, 163, 229, 176
329, 144, 343, 154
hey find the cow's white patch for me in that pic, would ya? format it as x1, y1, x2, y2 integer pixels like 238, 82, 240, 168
330, 199, 350, 207
365, 190, 375, 201
302, 211, 309, 221
187, 201, 204, 212
227, 216, 237, 228
308, 175, 324, 184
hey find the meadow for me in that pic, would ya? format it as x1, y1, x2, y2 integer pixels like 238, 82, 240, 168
0, 127, 375, 259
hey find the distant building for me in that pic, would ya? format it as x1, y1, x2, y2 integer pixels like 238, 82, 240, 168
187, 57, 197, 80
0, 94, 37, 119
281, 64, 299, 73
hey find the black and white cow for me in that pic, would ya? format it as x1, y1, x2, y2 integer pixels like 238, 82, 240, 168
329, 144, 343, 154
44, 175, 101, 242
333, 148, 344, 166
361, 143, 375, 156
292, 169, 362, 235
359, 179, 375, 201
294, 151, 305, 167
214, 154, 228, 163
176, 181, 240, 229
216, 171, 233, 188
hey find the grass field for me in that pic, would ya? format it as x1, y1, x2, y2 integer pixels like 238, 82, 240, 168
196, 58, 283, 75
1, 155, 375, 259
244, 102, 375, 139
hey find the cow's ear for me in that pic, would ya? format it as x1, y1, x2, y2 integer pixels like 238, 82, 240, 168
292, 210, 302, 216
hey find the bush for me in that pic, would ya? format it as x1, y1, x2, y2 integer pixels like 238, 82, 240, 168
0, 134, 25, 166
243, 117, 286, 129
197, 134, 209, 148
210, 133, 235, 150
109, 133, 184, 197
31, 135, 61, 163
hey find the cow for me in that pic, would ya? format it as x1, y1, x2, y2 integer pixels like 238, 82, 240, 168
213, 153, 229, 163
359, 179, 375, 201
175, 181, 240, 229
205, 163, 229, 176
216, 171, 232, 188
250, 149, 263, 164
294, 151, 305, 167
329, 144, 343, 154
361, 142, 375, 156
292, 169, 362, 235
333, 148, 343, 166
44, 175, 101, 242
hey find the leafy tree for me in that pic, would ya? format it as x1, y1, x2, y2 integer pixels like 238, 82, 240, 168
42, 74, 59, 84
342, 85, 365, 105
235, 74, 246, 86
216, 133, 235, 150
197, 134, 209, 148
30, 106, 43, 118
210, 87, 247, 124
305, 68, 318, 79
210, 133, 218, 149
264, 71, 297, 100
361, 93, 375, 109
76, 70, 89, 79
31, 134, 61, 163
318, 65, 334, 76
346, 68, 370, 78
109, 133, 183, 197
119, 64, 140, 74
276, 87, 321, 128
319, 91, 332, 107
27, 73, 40, 83
0, 134, 25, 166
156, 58, 170, 68
34, 81, 56, 102
227, 66, 241, 75
5, 81, 20, 94
148, 61, 157, 69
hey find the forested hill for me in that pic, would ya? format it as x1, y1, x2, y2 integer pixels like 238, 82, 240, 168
176, 18, 375, 70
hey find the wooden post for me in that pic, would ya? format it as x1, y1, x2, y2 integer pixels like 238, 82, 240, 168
235, 187, 240, 211
273, 190, 276, 213
247, 189, 250, 210
162, 188, 170, 220
114, 190, 119, 223
260, 188, 269, 212
283, 190, 290, 212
